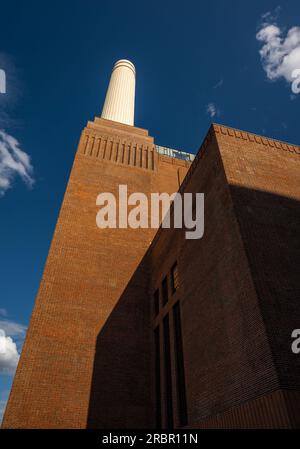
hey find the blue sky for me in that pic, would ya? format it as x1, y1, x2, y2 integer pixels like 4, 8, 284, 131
0, 0, 300, 421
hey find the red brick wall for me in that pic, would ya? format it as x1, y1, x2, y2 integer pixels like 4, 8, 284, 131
147, 125, 300, 428
215, 125, 300, 427
2, 118, 189, 429
3, 120, 299, 429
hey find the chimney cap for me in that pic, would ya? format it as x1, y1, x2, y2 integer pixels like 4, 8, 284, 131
113, 59, 136, 76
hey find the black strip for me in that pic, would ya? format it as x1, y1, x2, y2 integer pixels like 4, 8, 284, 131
163, 315, 173, 428
173, 301, 188, 426
162, 276, 168, 305
154, 326, 161, 428
154, 289, 159, 316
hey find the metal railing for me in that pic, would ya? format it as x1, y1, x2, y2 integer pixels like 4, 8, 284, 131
155, 145, 195, 162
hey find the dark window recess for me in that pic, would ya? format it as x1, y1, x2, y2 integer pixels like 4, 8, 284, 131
173, 302, 188, 427
154, 326, 161, 428
171, 262, 179, 293
162, 276, 168, 305
163, 315, 173, 428
154, 289, 159, 316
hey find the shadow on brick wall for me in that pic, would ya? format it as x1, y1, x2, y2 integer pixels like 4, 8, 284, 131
86, 256, 154, 428
230, 186, 300, 392
87, 186, 300, 428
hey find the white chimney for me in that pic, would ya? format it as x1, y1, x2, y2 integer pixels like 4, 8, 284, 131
101, 59, 136, 126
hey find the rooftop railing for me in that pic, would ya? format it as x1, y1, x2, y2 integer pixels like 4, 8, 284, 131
155, 145, 195, 162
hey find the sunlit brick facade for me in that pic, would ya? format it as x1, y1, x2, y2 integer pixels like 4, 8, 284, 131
3, 116, 300, 429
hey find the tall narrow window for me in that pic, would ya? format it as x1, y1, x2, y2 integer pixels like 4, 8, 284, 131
154, 326, 161, 428
173, 301, 188, 426
171, 262, 179, 294
154, 289, 159, 317
162, 276, 168, 305
163, 315, 173, 428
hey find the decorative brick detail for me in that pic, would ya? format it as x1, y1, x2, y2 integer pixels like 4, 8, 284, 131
80, 130, 156, 170
212, 123, 300, 156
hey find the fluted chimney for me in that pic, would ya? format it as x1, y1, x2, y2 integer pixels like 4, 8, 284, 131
101, 59, 136, 126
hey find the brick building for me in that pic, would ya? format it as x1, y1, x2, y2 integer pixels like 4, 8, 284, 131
2, 60, 300, 428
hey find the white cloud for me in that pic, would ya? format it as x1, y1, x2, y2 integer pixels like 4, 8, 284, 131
0, 329, 20, 374
0, 130, 34, 196
206, 102, 220, 118
0, 319, 27, 355
0, 319, 26, 421
0, 320, 26, 340
0, 390, 10, 424
256, 11, 300, 88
